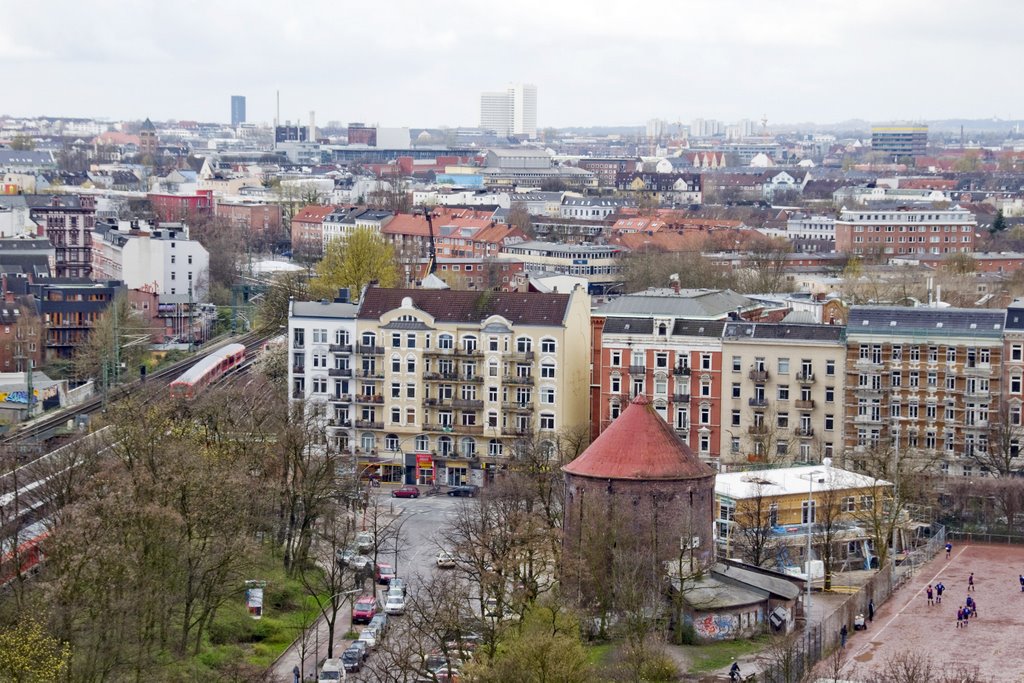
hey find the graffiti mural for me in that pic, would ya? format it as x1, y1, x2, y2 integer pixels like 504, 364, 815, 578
691, 613, 739, 640
0, 389, 39, 405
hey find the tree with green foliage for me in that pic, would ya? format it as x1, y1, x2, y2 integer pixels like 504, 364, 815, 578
9, 134, 35, 151
991, 209, 1007, 234
0, 620, 70, 682
473, 604, 591, 683
312, 228, 400, 300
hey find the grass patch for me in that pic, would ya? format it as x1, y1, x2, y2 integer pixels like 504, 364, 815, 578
585, 643, 614, 667
685, 635, 769, 673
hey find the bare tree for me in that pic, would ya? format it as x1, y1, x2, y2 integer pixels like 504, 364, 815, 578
730, 480, 784, 568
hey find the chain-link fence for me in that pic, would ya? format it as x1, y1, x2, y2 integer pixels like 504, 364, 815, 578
947, 529, 1024, 545
758, 625, 822, 683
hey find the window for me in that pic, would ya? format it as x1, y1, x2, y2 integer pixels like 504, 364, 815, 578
825, 414, 834, 431
611, 375, 621, 393
541, 387, 555, 404
391, 333, 401, 348
391, 382, 401, 398
407, 356, 416, 373
489, 439, 503, 457
489, 336, 499, 351
539, 413, 555, 430
516, 337, 532, 353
732, 383, 741, 399
406, 384, 416, 399
732, 409, 741, 427
541, 338, 556, 354
701, 353, 712, 370
825, 386, 835, 402
842, 496, 856, 512
732, 356, 742, 372
439, 334, 454, 350
407, 333, 416, 348
699, 405, 711, 424
826, 360, 835, 376
700, 381, 711, 397
541, 362, 555, 379
778, 385, 790, 401
385, 434, 399, 451
655, 352, 668, 369
777, 412, 789, 428
1013, 345, 1023, 362
778, 358, 790, 374
391, 407, 401, 423
611, 351, 621, 367
802, 500, 816, 524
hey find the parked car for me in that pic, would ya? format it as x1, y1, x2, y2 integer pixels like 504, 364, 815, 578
351, 595, 378, 624
336, 547, 357, 566
385, 594, 406, 615
388, 577, 407, 596
392, 484, 421, 498
376, 562, 396, 584
348, 639, 369, 661
447, 485, 479, 497
436, 550, 457, 568
341, 648, 362, 673
355, 531, 374, 552
318, 658, 344, 682
358, 627, 378, 648
369, 613, 388, 635
347, 554, 373, 572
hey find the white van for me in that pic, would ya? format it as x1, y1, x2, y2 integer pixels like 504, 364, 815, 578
318, 658, 343, 682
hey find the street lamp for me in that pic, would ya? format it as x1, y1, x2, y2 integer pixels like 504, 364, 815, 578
802, 468, 823, 623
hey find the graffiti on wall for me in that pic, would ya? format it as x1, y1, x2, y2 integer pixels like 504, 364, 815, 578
691, 613, 739, 640
0, 389, 39, 405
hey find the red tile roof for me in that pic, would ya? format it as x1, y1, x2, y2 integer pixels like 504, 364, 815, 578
358, 287, 571, 326
292, 205, 338, 224
563, 395, 714, 481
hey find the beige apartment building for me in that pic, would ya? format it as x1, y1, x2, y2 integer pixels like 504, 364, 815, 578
719, 322, 847, 471
351, 286, 591, 487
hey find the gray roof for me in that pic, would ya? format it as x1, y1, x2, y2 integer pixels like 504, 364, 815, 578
713, 562, 802, 600
722, 322, 845, 343
0, 150, 55, 166
292, 300, 359, 319
596, 289, 755, 320
673, 572, 767, 610
672, 319, 726, 337
504, 241, 621, 256
603, 317, 654, 335
847, 306, 1004, 339
1007, 303, 1024, 331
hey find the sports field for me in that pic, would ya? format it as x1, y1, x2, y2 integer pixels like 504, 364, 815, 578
839, 543, 1024, 682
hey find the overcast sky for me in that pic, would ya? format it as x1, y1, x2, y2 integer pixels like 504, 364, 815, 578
2, 0, 1021, 128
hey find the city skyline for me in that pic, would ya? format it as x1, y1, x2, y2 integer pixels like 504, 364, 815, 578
1, 0, 1022, 128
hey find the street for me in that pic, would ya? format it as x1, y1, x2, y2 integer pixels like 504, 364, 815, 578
270, 487, 463, 681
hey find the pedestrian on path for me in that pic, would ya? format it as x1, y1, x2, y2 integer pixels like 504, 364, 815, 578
968, 572, 975, 592
868, 598, 875, 623
840, 624, 848, 648
946, 542, 953, 559
956, 607, 964, 628
926, 585, 934, 605
936, 582, 944, 604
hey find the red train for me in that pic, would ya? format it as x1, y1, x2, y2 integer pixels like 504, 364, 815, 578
169, 343, 246, 399
0, 520, 49, 587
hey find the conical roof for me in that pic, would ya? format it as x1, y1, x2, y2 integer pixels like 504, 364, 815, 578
563, 395, 714, 481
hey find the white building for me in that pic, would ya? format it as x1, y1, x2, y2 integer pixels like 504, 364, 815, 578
288, 298, 360, 453
91, 220, 210, 300
479, 84, 537, 139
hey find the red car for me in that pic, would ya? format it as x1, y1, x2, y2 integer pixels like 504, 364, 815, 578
351, 595, 378, 624
391, 485, 421, 499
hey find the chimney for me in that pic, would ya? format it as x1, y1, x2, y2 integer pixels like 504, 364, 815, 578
309, 110, 316, 141
335, 288, 350, 304
669, 273, 680, 294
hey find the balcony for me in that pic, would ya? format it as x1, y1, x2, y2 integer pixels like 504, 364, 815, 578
963, 364, 992, 377
329, 394, 352, 403
674, 423, 689, 434
424, 371, 460, 381
629, 365, 647, 375
354, 394, 384, 404
748, 424, 769, 435
293, 341, 305, 351
672, 393, 691, 403
796, 427, 815, 437
796, 371, 815, 384
327, 418, 352, 428
422, 423, 456, 433
356, 369, 384, 379
503, 401, 534, 412
329, 344, 352, 354
503, 375, 534, 385
461, 374, 484, 384
672, 365, 692, 377
292, 365, 306, 374
424, 347, 456, 356
328, 368, 352, 377
749, 369, 769, 381
748, 397, 768, 407
452, 398, 484, 410
511, 350, 535, 361
505, 426, 533, 437
291, 390, 304, 399
356, 344, 384, 355
354, 420, 383, 430
854, 415, 883, 424
795, 399, 815, 410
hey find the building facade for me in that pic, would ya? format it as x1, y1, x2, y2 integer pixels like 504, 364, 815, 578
27, 195, 96, 278
479, 84, 537, 138
231, 96, 246, 128
843, 306, 1004, 477
834, 205, 976, 258
326, 286, 591, 487
91, 220, 210, 299
719, 322, 847, 471
871, 125, 928, 157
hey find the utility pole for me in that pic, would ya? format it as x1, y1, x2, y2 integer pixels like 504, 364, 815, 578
24, 358, 33, 420
187, 286, 194, 352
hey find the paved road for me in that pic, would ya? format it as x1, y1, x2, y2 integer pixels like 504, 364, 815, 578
269, 487, 461, 681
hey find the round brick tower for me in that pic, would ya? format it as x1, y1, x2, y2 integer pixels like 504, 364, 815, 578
562, 395, 716, 603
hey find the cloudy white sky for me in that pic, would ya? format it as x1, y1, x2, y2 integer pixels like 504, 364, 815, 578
2, 0, 1020, 128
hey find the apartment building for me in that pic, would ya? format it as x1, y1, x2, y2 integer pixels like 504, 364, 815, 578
498, 241, 624, 292
26, 194, 96, 278
843, 306, 1004, 477
322, 208, 394, 248
719, 322, 847, 471
834, 205, 976, 258
1004, 302, 1024, 453
91, 220, 210, 299
288, 296, 359, 453
290, 205, 336, 259
589, 288, 766, 467
325, 286, 592, 487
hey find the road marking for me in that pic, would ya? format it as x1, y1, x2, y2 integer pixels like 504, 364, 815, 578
843, 545, 968, 671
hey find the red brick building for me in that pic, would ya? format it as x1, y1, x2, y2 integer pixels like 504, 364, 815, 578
148, 190, 214, 223
834, 205, 976, 258
215, 201, 283, 244
290, 205, 338, 259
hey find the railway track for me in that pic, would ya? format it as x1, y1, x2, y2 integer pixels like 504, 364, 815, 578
1, 330, 271, 446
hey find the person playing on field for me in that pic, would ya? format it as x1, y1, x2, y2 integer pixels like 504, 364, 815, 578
956, 606, 963, 628
936, 582, 944, 604
926, 584, 934, 606
945, 542, 952, 559
968, 572, 975, 592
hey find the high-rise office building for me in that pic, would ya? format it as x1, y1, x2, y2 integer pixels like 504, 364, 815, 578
479, 84, 537, 138
231, 95, 246, 127
871, 125, 928, 157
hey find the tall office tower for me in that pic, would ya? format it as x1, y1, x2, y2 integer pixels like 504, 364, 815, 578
231, 95, 246, 127
479, 83, 537, 139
